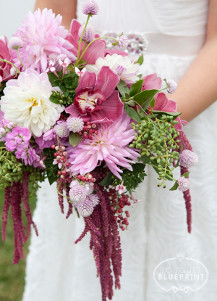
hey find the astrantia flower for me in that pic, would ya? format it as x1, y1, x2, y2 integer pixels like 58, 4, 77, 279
82, 0, 99, 15
11, 9, 75, 72
66, 117, 84, 133
65, 66, 123, 124
179, 150, 198, 168
68, 112, 139, 179
54, 121, 69, 138
1, 69, 63, 137
86, 54, 139, 84
116, 184, 126, 194
178, 177, 190, 192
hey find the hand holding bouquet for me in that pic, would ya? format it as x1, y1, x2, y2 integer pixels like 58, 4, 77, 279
0, 2, 198, 300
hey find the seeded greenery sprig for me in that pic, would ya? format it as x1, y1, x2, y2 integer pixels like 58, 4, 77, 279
130, 114, 180, 188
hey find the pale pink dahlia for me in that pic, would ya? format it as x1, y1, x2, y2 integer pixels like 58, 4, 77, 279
11, 9, 75, 72
68, 112, 139, 179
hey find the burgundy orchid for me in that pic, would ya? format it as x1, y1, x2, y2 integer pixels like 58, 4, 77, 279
67, 19, 106, 65
65, 66, 123, 123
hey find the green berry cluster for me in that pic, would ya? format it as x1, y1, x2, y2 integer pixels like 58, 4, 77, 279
0, 147, 45, 191
0, 148, 24, 189
130, 115, 180, 187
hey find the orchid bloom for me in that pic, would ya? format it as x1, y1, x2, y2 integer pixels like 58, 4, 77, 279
65, 66, 123, 123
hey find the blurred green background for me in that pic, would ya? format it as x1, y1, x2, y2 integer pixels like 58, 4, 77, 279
0, 190, 36, 301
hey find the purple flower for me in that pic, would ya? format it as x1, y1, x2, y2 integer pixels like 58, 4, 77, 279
54, 121, 69, 138
178, 177, 190, 192
35, 129, 56, 149
167, 79, 178, 94
5, 126, 31, 151
15, 145, 40, 166
179, 150, 198, 168
82, 0, 99, 15
117, 35, 128, 49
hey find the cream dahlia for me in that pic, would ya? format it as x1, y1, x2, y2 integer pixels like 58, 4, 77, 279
1, 69, 63, 137
86, 54, 139, 84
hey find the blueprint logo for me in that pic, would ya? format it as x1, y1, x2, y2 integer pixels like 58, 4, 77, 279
153, 254, 208, 293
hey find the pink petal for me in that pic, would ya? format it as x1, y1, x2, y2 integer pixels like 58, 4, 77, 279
65, 104, 80, 116
154, 93, 168, 111
69, 19, 81, 43
100, 90, 123, 122
142, 73, 162, 90
75, 71, 96, 93
95, 66, 119, 98
83, 39, 106, 65
167, 99, 177, 112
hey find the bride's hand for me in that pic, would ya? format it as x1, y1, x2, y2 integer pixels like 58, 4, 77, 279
169, 0, 217, 122
34, 0, 77, 29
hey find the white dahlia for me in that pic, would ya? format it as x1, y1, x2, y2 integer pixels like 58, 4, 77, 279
86, 54, 139, 84
1, 69, 63, 137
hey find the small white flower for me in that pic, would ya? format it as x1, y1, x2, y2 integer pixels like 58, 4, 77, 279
167, 79, 178, 94
116, 184, 126, 194
66, 117, 84, 133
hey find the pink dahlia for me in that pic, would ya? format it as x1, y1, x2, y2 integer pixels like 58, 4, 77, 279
68, 112, 139, 179
66, 19, 106, 65
0, 37, 12, 82
65, 66, 123, 123
11, 9, 75, 72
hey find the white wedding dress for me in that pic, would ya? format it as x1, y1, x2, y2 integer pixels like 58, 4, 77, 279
23, 1, 217, 301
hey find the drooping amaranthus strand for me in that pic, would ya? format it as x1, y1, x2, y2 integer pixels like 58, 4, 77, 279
178, 131, 193, 233
2, 174, 38, 264
75, 182, 122, 301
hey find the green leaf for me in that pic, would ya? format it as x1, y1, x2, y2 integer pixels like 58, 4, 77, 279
124, 104, 141, 122
153, 110, 182, 118
99, 172, 113, 186
136, 54, 144, 65
69, 132, 81, 147
130, 79, 144, 97
117, 80, 130, 98
170, 181, 179, 191
140, 155, 151, 165
48, 72, 60, 87
182, 172, 190, 178
134, 89, 158, 110
43, 148, 58, 185
50, 92, 61, 104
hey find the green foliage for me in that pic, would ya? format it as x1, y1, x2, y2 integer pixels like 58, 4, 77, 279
111, 163, 147, 193
130, 114, 180, 187
129, 79, 144, 97
69, 132, 81, 147
43, 148, 58, 185
117, 80, 130, 98
48, 70, 79, 106
135, 54, 144, 65
0, 148, 24, 190
124, 104, 141, 123
99, 172, 113, 186
133, 89, 158, 109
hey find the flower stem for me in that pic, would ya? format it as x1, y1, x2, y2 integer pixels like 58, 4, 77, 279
16, 49, 26, 70
75, 15, 90, 66
0, 58, 20, 74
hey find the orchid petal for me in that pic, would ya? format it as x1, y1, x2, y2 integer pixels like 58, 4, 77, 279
95, 66, 119, 98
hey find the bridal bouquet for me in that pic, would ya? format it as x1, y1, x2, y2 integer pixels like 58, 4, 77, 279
0, 2, 197, 300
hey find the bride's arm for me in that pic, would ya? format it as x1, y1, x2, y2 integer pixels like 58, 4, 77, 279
35, 0, 77, 28
170, 0, 217, 121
